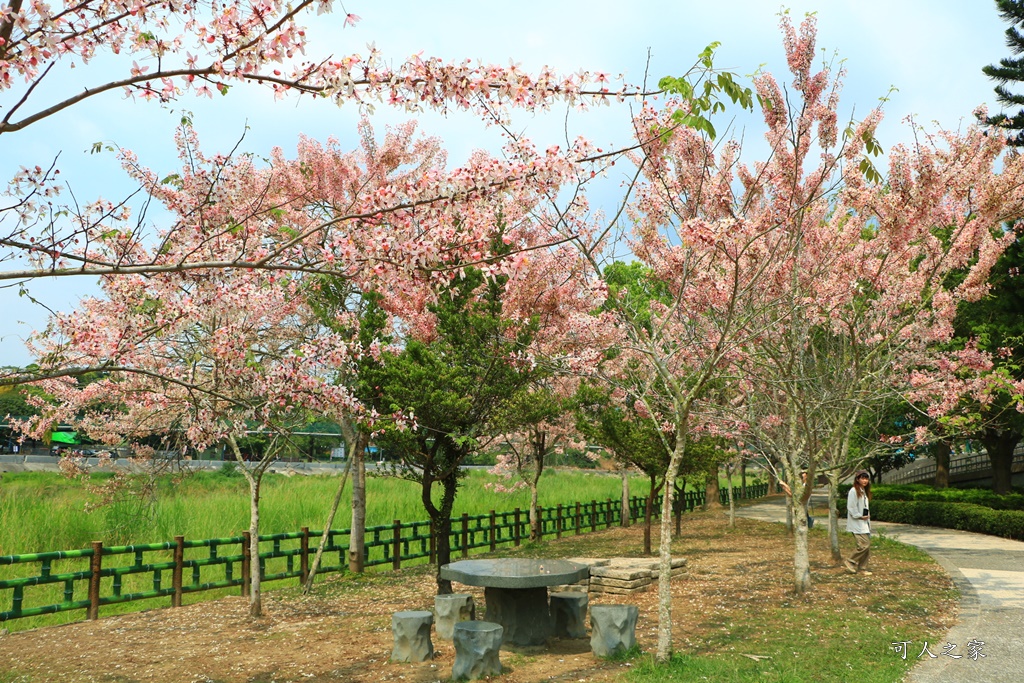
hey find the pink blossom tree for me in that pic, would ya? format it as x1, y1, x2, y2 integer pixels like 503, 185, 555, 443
721, 15, 1024, 595
2, 1, 640, 393
21, 262, 360, 617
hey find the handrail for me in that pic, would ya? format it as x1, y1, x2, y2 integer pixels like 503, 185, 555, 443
884, 444, 1024, 486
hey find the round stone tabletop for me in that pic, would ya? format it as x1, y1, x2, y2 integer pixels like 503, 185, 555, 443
439, 559, 589, 589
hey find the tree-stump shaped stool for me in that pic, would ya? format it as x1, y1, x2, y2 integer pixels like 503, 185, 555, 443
452, 621, 503, 681
391, 610, 434, 662
550, 591, 588, 639
589, 604, 638, 658
435, 593, 476, 640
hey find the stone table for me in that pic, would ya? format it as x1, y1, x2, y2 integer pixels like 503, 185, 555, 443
439, 559, 589, 647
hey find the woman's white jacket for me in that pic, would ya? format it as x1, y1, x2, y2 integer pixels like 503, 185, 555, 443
846, 487, 871, 534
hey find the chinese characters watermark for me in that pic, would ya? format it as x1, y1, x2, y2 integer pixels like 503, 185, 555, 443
891, 640, 987, 661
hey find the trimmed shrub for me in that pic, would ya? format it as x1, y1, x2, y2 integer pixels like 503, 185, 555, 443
838, 484, 1024, 511
837, 498, 1024, 541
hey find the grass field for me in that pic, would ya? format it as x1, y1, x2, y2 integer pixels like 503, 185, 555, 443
0, 467, 658, 556
0, 466, 667, 632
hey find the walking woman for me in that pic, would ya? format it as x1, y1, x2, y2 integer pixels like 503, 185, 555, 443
844, 471, 872, 575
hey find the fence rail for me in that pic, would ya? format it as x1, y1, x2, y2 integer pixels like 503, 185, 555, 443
884, 444, 1024, 486
1, 484, 767, 625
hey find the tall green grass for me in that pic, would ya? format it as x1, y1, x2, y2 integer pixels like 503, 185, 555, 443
0, 468, 651, 556
0, 467, 655, 632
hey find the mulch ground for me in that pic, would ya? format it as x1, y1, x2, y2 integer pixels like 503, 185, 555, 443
0, 507, 957, 683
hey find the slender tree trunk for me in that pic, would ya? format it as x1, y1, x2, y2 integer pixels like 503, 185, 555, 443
430, 468, 460, 595
227, 435, 265, 618
792, 504, 811, 593
784, 485, 794, 534
656, 429, 687, 662
673, 479, 684, 536
247, 476, 263, 617
934, 440, 951, 489
982, 429, 1020, 496
529, 449, 543, 541
529, 480, 541, 541
726, 460, 736, 528
826, 471, 841, 563
620, 467, 631, 527
703, 467, 721, 510
304, 445, 355, 593
740, 459, 747, 499
643, 475, 657, 555
348, 433, 368, 573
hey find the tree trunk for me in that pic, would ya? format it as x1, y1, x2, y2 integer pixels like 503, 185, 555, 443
529, 450, 543, 541
740, 459, 747, 498
620, 468, 631, 527
826, 471, 842, 563
348, 434, 368, 573
227, 435, 265, 618
304, 440, 356, 593
431, 470, 460, 594
726, 460, 736, 528
792, 503, 811, 594
529, 480, 541, 541
673, 479, 684, 536
767, 466, 778, 495
246, 474, 262, 617
784, 484, 794, 534
643, 475, 657, 556
656, 429, 687, 662
933, 440, 951, 489
703, 467, 721, 510
982, 428, 1020, 495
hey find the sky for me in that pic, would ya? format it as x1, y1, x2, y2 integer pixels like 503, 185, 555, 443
0, 0, 1013, 366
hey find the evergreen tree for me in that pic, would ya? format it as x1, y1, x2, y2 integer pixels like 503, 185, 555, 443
984, 1, 1024, 146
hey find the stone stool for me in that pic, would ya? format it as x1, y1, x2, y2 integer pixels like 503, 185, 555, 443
391, 610, 434, 662
434, 593, 476, 640
452, 621, 503, 681
550, 591, 588, 639
589, 604, 638, 657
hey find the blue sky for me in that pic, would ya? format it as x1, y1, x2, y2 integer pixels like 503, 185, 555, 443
0, 0, 1012, 366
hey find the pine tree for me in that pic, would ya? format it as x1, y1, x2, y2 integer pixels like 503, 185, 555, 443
984, 0, 1024, 145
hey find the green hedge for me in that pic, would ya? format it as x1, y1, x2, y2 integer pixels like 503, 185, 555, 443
837, 484, 1024, 511
836, 499, 1024, 541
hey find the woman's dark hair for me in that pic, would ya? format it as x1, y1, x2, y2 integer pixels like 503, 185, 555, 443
853, 471, 872, 500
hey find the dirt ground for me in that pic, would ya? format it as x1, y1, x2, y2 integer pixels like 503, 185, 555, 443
0, 511, 958, 683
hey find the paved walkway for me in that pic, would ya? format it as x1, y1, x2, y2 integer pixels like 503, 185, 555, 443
736, 492, 1024, 683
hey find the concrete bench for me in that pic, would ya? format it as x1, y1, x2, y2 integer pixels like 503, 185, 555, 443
589, 604, 638, 657
550, 591, 588, 639
452, 621, 503, 680
391, 610, 434, 662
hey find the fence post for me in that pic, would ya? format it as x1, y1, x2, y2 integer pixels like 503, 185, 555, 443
241, 531, 252, 598
300, 527, 310, 584
590, 500, 597, 532
87, 541, 103, 620
460, 513, 469, 558
172, 535, 185, 608
393, 520, 402, 570
489, 510, 497, 552
514, 508, 521, 547
575, 502, 581, 535
556, 504, 563, 539
606, 498, 613, 527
